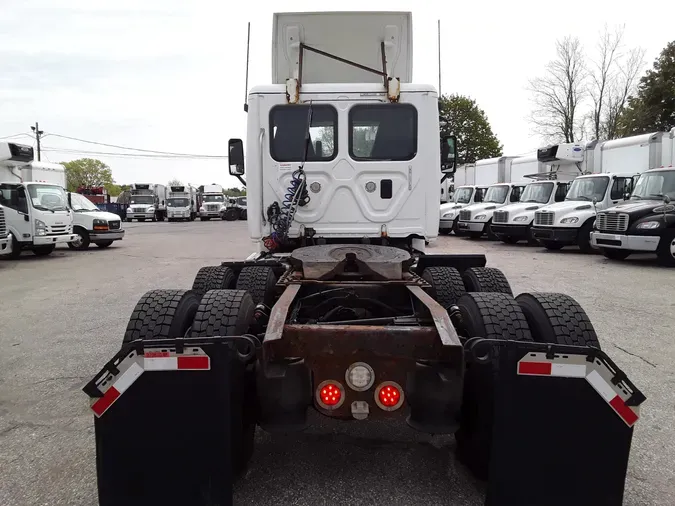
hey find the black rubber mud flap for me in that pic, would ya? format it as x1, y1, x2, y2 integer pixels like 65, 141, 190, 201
464, 339, 646, 506
86, 339, 253, 506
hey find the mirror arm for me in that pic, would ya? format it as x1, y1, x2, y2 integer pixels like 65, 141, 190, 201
235, 175, 246, 188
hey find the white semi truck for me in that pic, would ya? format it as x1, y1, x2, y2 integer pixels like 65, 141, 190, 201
167, 185, 198, 221
198, 183, 226, 220
126, 183, 167, 222
456, 156, 529, 239
491, 145, 582, 244
0, 142, 77, 258
532, 132, 669, 252
84, 11, 645, 506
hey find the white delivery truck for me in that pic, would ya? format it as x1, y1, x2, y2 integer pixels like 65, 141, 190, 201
491, 145, 582, 244
126, 183, 167, 222
532, 132, 668, 252
439, 185, 488, 234
66, 192, 125, 250
457, 156, 527, 239
199, 184, 226, 220
0, 142, 77, 258
453, 163, 476, 187
167, 185, 198, 221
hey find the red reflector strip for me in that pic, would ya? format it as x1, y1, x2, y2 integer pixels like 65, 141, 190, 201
609, 395, 639, 427
91, 386, 120, 417
145, 351, 171, 358
518, 361, 552, 375
177, 355, 210, 370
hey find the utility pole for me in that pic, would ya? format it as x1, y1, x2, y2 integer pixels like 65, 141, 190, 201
30, 122, 44, 161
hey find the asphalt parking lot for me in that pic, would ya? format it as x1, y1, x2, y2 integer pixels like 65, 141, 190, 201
1, 221, 674, 506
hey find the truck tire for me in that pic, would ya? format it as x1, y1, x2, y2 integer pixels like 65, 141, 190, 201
485, 220, 497, 240
123, 289, 200, 343
191, 289, 257, 478
540, 240, 563, 250
200, 216, 210, 221
656, 230, 675, 267
461, 267, 513, 295
95, 240, 113, 248
32, 244, 55, 256
239, 209, 247, 220
455, 292, 532, 479
577, 219, 596, 253
191, 266, 236, 296
68, 228, 90, 250
236, 266, 277, 306
516, 293, 601, 349
421, 266, 466, 309
602, 248, 631, 260
2, 235, 21, 260
223, 208, 239, 221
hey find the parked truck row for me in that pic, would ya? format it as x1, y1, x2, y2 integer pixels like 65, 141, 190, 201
441, 127, 675, 265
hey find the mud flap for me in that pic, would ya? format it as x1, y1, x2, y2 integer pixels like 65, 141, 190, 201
465, 339, 646, 506
84, 337, 256, 506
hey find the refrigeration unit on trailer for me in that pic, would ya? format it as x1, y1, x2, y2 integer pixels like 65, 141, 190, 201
167, 185, 198, 221
83, 11, 645, 506
439, 184, 488, 235
532, 132, 667, 252
199, 183, 226, 220
126, 183, 167, 222
591, 164, 675, 265
0, 143, 77, 259
491, 146, 582, 244
67, 192, 125, 250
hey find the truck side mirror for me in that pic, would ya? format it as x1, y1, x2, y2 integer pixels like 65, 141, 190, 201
229, 139, 245, 176
440, 135, 457, 174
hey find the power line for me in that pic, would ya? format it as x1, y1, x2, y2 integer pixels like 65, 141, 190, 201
41, 146, 225, 160
0, 133, 34, 140
46, 132, 227, 158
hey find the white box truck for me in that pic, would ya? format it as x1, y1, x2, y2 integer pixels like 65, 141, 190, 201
0, 203, 10, 255
0, 142, 77, 258
167, 185, 198, 221
439, 184, 488, 235
532, 132, 668, 252
126, 183, 167, 222
490, 146, 582, 244
198, 184, 226, 220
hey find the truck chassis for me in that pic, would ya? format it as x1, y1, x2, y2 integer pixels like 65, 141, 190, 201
84, 245, 645, 506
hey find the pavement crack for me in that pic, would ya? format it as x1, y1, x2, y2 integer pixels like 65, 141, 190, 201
612, 344, 657, 368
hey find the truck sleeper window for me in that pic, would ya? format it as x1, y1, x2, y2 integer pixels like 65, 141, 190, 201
349, 104, 417, 161
270, 105, 337, 162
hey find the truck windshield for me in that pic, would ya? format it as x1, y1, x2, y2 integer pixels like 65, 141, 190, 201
167, 198, 189, 207
203, 195, 224, 203
130, 196, 154, 205
565, 176, 609, 202
453, 187, 473, 204
631, 170, 675, 200
484, 185, 509, 204
270, 105, 337, 162
520, 182, 554, 204
70, 192, 100, 211
349, 104, 417, 161
27, 184, 68, 211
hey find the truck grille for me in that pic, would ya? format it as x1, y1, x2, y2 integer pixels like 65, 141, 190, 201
493, 210, 508, 223
48, 225, 69, 235
596, 213, 628, 232
206, 204, 220, 212
534, 211, 554, 226
109, 220, 121, 230
459, 210, 472, 221
0, 207, 6, 237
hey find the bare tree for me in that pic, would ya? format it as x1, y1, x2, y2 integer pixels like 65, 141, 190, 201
168, 178, 183, 187
529, 36, 587, 143
589, 25, 623, 140
603, 47, 646, 139
587, 25, 646, 140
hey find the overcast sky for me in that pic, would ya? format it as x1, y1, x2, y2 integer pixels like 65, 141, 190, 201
0, 1, 672, 188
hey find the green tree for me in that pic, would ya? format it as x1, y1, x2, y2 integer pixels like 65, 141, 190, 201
62, 158, 114, 192
618, 40, 675, 135
439, 94, 503, 164
224, 187, 245, 197
104, 183, 123, 196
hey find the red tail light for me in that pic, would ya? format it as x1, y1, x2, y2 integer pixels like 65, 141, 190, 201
316, 380, 345, 410
375, 381, 404, 411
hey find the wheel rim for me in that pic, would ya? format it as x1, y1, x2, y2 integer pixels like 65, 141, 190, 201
670, 238, 675, 258
72, 233, 83, 248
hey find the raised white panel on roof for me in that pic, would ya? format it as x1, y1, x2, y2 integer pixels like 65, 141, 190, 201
272, 11, 413, 85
